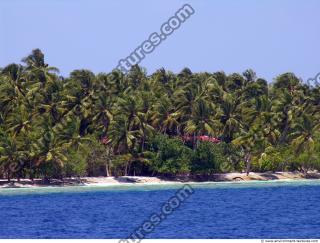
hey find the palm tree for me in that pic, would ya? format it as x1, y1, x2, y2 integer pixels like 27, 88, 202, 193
22, 49, 59, 85
232, 126, 265, 176
291, 113, 320, 154
2, 48, 320, 179
92, 94, 113, 137
218, 92, 243, 143
184, 99, 220, 138
151, 96, 180, 134
0, 129, 26, 181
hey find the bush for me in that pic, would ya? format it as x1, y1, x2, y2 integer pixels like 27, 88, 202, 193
294, 151, 320, 173
37, 160, 63, 179
191, 142, 229, 175
86, 142, 113, 177
252, 146, 290, 172
149, 135, 192, 176
219, 142, 242, 172
63, 148, 88, 177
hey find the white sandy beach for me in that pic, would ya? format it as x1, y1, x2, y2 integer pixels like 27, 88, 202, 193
1, 172, 320, 189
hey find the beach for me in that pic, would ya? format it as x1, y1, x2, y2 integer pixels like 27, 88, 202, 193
1, 172, 320, 189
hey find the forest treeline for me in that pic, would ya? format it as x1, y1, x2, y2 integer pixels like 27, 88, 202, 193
1, 49, 320, 181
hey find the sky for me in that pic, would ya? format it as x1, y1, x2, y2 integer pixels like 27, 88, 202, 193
0, 0, 319, 82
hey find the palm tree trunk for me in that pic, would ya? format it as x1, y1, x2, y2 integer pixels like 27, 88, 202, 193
124, 163, 128, 176
279, 118, 289, 144
245, 152, 252, 176
7, 171, 11, 183
105, 162, 110, 177
192, 133, 197, 149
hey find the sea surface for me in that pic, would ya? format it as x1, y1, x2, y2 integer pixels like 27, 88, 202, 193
0, 180, 320, 239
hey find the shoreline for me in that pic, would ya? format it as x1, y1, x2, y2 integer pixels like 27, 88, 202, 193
1, 172, 320, 189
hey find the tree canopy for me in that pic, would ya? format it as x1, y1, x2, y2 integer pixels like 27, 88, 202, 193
1, 49, 320, 181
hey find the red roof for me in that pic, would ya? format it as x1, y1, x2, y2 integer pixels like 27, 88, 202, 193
181, 135, 220, 143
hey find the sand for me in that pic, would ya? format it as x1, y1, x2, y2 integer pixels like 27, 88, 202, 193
1, 172, 320, 188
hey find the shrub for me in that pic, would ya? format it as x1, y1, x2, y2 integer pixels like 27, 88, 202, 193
149, 135, 192, 176
191, 142, 229, 175
252, 146, 291, 172
63, 148, 88, 177
86, 142, 113, 177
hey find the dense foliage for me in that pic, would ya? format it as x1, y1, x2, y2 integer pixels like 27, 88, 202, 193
1, 49, 320, 181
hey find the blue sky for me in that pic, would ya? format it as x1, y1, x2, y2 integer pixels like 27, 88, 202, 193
1, 0, 319, 82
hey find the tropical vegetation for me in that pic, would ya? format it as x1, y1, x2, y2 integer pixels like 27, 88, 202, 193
1, 49, 320, 181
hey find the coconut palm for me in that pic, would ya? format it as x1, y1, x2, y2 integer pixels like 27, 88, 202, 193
1, 49, 320, 179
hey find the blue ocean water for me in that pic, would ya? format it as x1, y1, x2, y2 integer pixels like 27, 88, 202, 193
0, 180, 320, 239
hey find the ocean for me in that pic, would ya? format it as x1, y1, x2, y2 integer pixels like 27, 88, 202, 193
0, 180, 320, 238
